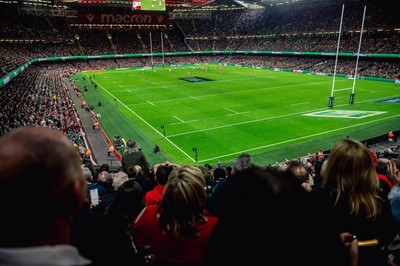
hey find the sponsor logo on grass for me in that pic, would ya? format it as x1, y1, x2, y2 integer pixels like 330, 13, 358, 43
179, 77, 213, 82
303, 110, 386, 119
376, 97, 400, 103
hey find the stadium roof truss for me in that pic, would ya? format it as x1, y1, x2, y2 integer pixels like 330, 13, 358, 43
21, 5, 78, 16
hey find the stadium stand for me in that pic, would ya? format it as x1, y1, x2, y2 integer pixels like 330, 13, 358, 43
0, 1, 399, 263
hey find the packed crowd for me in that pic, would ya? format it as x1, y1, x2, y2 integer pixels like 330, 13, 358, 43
0, 63, 91, 163
1, 1, 400, 78
0, 1, 400, 265
1, 126, 400, 266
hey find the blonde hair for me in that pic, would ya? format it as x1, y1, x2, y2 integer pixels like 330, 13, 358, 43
158, 165, 207, 240
323, 138, 382, 220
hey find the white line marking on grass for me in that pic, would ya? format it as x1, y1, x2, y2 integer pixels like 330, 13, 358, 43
167, 95, 398, 138
197, 113, 400, 163
112, 81, 116, 84
148, 81, 327, 103
369, 90, 382, 93
147, 100, 154, 106
291, 102, 310, 106
114, 90, 137, 93
118, 85, 123, 88
335, 87, 352, 91
173, 116, 185, 123
127, 89, 132, 92
189, 95, 199, 100
227, 111, 250, 116
170, 119, 198, 125
225, 108, 239, 114
124, 80, 333, 106
82, 72, 196, 162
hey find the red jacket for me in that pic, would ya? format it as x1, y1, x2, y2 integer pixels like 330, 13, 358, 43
133, 205, 218, 265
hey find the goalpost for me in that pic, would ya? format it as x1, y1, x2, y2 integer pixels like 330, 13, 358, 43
328, 4, 345, 108
349, 5, 367, 104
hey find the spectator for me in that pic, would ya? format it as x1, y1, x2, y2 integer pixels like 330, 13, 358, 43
211, 154, 252, 216
312, 138, 397, 266
71, 179, 145, 266
312, 159, 324, 190
285, 160, 313, 192
145, 164, 173, 205
93, 163, 110, 181
232, 153, 254, 174
84, 168, 105, 214
207, 166, 228, 216
121, 139, 149, 174
133, 165, 218, 265
112, 171, 129, 192
0, 127, 90, 266
370, 149, 392, 196
389, 131, 397, 143
128, 164, 154, 195
93, 170, 115, 214
387, 159, 400, 233
92, 121, 99, 130
108, 145, 115, 157
317, 149, 325, 161
205, 165, 321, 265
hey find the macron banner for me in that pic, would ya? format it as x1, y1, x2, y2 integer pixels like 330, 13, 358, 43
78, 13, 168, 25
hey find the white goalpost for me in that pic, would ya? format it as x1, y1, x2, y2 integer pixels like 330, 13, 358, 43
328, 4, 345, 108
349, 5, 367, 104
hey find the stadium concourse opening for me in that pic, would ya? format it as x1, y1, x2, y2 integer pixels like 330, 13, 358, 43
179, 77, 213, 82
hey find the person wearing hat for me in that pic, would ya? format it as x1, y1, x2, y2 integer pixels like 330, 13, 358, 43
121, 139, 149, 175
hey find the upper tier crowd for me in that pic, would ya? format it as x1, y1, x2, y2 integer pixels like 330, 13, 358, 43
0, 0, 399, 78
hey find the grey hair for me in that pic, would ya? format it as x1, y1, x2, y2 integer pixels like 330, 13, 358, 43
233, 153, 254, 173
82, 167, 92, 181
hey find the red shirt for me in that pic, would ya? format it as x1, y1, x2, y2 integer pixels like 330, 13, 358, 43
133, 205, 218, 265
144, 185, 165, 205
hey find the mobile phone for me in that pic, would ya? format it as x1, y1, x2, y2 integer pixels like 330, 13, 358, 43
90, 189, 99, 206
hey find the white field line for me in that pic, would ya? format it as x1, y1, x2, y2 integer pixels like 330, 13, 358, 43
335, 87, 352, 91
170, 119, 199, 125
197, 113, 400, 163
227, 111, 250, 116
291, 101, 310, 106
173, 116, 185, 123
83, 72, 195, 162
147, 100, 154, 106
167, 95, 400, 138
126, 80, 334, 107
85, 72, 398, 162
224, 108, 240, 114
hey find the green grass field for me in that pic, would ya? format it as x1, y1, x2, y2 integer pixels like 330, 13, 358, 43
72, 64, 400, 167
